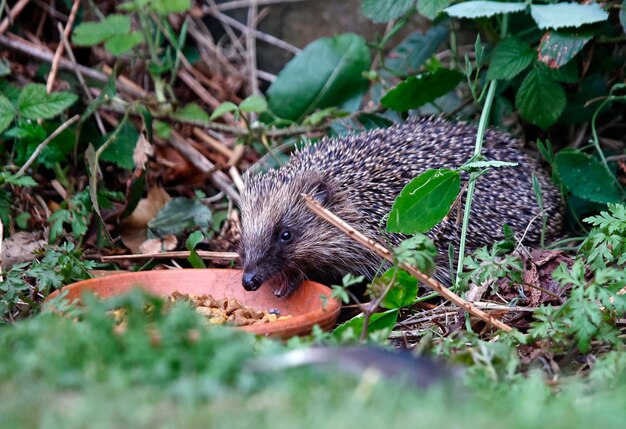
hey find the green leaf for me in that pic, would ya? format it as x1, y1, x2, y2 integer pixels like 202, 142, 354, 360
333, 310, 398, 339
445, 1, 526, 19
0, 94, 16, 133
393, 235, 438, 274
239, 95, 268, 113
3, 174, 37, 187
150, 0, 191, 14
515, 68, 565, 129
153, 120, 172, 139
186, 231, 206, 269
185, 230, 204, 250
104, 32, 143, 55
72, 14, 131, 46
17, 84, 78, 120
378, 268, 418, 309
100, 122, 139, 170
0, 58, 10, 77
555, 149, 623, 204
210, 102, 238, 120
487, 37, 533, 80
267, 33, 371, 121
381, 68, 463, 111
418, 0, 452, 20
385, 23, 449, 75
148, 198, 212, 238
544, 59, 579, 84
173, 103, 210, 125
530, 3, 609, 30
361, 0, 415, 23
14, 212, 30, 229
387, 168, 461, 234
538, 31, 592, 69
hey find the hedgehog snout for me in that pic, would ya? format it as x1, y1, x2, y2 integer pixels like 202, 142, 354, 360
242, 271, 263, 291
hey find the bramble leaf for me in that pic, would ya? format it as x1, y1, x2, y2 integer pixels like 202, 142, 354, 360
487, 37, 533, 80
17, 84, 77, 120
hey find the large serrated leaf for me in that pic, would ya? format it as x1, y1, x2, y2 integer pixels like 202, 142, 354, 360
530, 3, 609, 30
267, 33, 370, 121
538, 31, 591, 69
445, 1, 526, 19
17, 84, 78, 120
418, 0, 452, 20
555, 149, 623, 203
73, 14, 131, 46
361, 0, 415, 23
515, 68, 565, 129
543, 60, 579, 84
0, 94, 16, 133
487, 37, 533, 80
385, 23, 449, 75
387, 168, 461, 234
381, 68, 463, 111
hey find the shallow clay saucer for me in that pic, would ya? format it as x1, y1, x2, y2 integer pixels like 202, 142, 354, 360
45, 268, 341, 338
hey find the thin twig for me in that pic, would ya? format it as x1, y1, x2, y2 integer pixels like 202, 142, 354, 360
0, 0, 30, 35
302, 194, 514, 333
57, 22, 106, 135
46, 0, 80, 93
193, 128, 235, 159
202, 0, 308, 12
246, 0, 259, 95
15, 115, 80, 177
0, 33, 146, 98
97, 98, 325, 137
207, 4, 300, 54
178, 68, 223, 109
99, 250, 239, 262
168, 130, 241, 204
513, 207, 551, 254
207, 0, 247, 56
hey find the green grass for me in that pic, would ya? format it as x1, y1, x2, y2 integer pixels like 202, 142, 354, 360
1, 292, 626, 428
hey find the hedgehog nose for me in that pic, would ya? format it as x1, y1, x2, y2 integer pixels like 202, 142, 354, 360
242, 272, 263, 291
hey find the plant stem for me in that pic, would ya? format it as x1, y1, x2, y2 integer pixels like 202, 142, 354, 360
590, 94, 625, 193
454, 80, 498, 289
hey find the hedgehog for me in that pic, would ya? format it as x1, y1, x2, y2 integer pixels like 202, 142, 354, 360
238, 117, 563, 297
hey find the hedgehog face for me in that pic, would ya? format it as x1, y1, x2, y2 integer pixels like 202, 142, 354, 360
239, 170, 331, 297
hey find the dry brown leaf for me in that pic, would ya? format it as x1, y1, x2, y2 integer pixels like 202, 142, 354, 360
524, 249, 573, 307
137, 235, 178, 254
133, 129, 154, 170
119, 187, 171, 252
1, 231, 46, 270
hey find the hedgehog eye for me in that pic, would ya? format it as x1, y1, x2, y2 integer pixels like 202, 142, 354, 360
279, 230, 292, 242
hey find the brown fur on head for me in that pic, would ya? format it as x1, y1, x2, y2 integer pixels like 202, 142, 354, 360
239, 166, 381, 297
240, 171, 332, 296
239, 169, 336, 297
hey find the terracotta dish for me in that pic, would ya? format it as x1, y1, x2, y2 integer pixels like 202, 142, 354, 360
45, 269, 341, 338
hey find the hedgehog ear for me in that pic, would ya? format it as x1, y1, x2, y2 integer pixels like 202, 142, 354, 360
309, 179, 333, 206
